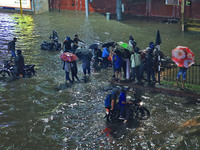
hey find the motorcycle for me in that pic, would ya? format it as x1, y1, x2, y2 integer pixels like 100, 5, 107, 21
0, 60, 36, 78
105, 99, 150, 122
41, 40, 61, 51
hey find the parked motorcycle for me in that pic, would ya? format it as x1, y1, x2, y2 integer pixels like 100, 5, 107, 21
0, 60, 36, 78
105, 99, 150, 122
41, 40, 61, 51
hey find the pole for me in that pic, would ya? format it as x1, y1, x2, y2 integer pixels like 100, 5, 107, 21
181, 0, 185, 31
59, 0, 61, 12
19, 0, 23, 15
116, 0, 122, 21
85, 0, 89, 17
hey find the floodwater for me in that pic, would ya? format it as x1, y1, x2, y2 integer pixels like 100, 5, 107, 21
0, 10, 200, 149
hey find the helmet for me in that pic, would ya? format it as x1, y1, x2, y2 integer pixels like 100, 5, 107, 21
17, 50, 22, 55
129, 36, 134, 40
66, 37, 70, 41
149, 42, 154, 49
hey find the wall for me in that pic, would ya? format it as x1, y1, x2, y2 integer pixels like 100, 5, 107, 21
34, 0, 49, 14
50, 0, 200, 19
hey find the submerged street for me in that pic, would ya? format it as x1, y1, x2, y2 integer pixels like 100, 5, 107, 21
0, 10, 200, 149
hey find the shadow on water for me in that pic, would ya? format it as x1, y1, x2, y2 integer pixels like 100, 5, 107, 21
100, 119, 140, 145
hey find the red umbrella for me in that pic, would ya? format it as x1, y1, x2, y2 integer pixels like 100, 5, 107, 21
59, 52, 78, 62
172, 46, 195, 68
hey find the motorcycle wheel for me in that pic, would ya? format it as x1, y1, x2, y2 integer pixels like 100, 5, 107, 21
136, 107, 150, 120
129, 108, 137, 119
106, 111, 119, 122
0, 70, 10, 78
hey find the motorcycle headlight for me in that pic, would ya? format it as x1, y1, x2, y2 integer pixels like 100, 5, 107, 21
139, 102, 144, 106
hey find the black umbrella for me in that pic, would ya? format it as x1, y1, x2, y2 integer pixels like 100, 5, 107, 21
89, 44, 98, 49
155, 30, 162, 85
155, 30, 162, 46
114, 50, 123, 57
75, 48, 92, 59
102, 42, 115, 48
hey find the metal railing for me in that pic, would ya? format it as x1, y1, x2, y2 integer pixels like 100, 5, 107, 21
159, 61, 200, 85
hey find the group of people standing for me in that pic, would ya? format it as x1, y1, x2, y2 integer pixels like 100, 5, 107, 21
51, 32, 91, 84
106, 36, 157, 84
7, 32, 158, 84
60, 33, 158, 84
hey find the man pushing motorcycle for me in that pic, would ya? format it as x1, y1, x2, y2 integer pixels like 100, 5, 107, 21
14, 50, 25, 77
118, 88, 133, 123
107, 88, 133, 123
105, 87, 150, 122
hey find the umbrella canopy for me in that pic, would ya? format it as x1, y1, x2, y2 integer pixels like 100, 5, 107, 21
172, 46, 195, 68
88, 42, 103, 49
59, 52, 78, 62
114, 49, 123, 57
155, 30, 162, 46
75, 48, 92, 59
102, 42, 115, 48
117, 41, 133, 51
89, 44, 98, 49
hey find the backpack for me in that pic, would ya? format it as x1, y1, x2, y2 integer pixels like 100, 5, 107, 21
104, 94, 112, 108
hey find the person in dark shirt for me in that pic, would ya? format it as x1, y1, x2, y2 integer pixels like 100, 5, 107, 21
71, 61, 80, 82
118, 89, 133, 123
50, 30, 58, 42
14, 50, 24, 77
81, 54, 92, 76
92, 48, 102, 71
63, 37, 74, 52
146, 42, 156, 82
73, 34, 84, 51
8, 37, 17, 59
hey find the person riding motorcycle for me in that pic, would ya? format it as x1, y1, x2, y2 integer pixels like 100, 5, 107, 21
50, 30, 58, 42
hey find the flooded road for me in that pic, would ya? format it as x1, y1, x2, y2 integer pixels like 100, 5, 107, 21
0, 10, 200, 149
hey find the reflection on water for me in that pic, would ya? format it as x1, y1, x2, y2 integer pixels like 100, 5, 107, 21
0, 11, 200, 149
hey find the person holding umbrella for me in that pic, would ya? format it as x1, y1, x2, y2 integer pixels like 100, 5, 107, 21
71, 60, 80, 82
60, 51, 78, 84
102, 46, 110, 69
174, 67, 187, 88
63, 61, 73, 84
81, 54, 92, 76
113, 50, 122, 81
128, 36, 137, 51
172, 46, 195, 88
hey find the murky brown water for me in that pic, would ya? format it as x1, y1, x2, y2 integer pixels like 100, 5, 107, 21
0, 10, 200, 149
